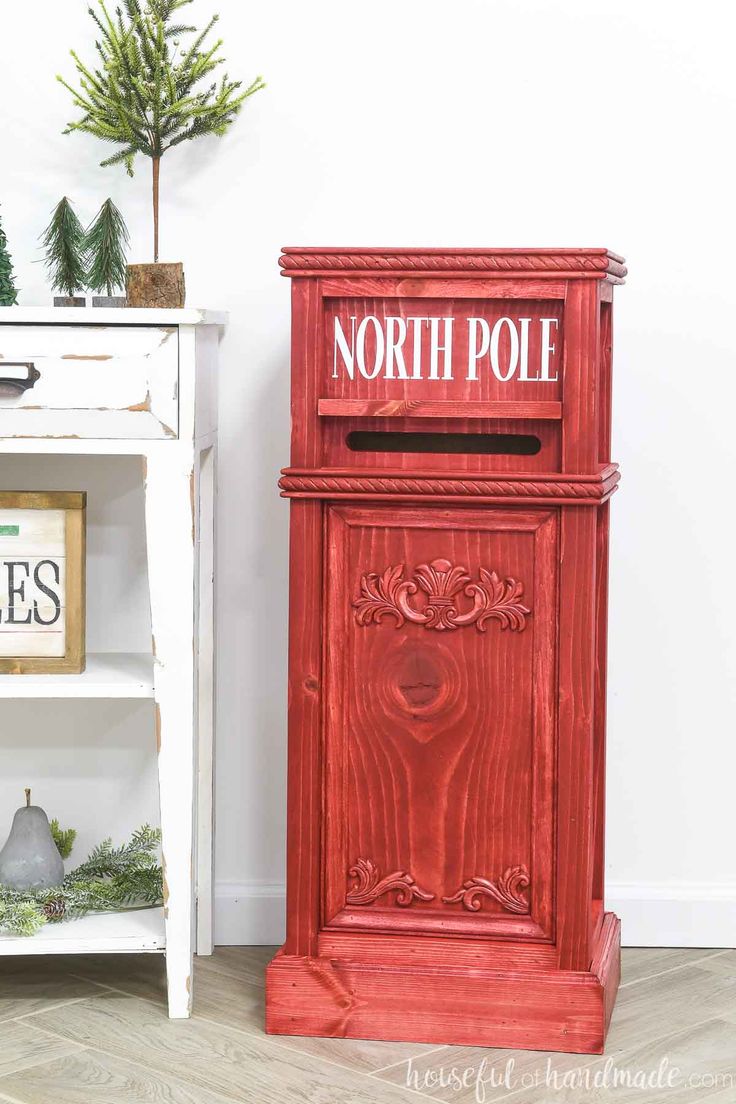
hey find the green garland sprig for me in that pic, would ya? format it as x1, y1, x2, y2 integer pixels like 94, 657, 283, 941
0, 825, 162, 937
50, 818, 77, 860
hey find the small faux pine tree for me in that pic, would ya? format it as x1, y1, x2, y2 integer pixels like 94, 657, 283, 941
58, 0, 265, 262
0, 206, 19, 306
86, 199, 130, 297
40, 198, 87, 298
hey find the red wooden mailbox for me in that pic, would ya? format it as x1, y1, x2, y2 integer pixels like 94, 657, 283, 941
266, 247, 626, 1054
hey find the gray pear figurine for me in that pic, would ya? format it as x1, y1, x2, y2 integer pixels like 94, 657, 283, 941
0, 789, 64, 890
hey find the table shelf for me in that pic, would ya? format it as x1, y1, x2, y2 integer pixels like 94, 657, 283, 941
0, 907, 165, 955
0, 309, 220, 1016
0, 653, 153, 699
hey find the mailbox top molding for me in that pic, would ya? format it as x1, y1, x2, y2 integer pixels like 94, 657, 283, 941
279, 247, 626, 282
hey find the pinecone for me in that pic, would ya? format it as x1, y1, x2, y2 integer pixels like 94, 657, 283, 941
43, 898, 66, 921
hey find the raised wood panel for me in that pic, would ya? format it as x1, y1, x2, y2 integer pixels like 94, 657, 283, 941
323, 505, 557, 944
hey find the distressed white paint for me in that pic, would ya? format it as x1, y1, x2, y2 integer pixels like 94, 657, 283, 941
0, 315, 221, 1018
195, 446, 216, 956
0, 324, 178, 438
144, 445, 196, 1017
0, 652, 153, 698
0, 906, 165, 955
0, 308, 226, 327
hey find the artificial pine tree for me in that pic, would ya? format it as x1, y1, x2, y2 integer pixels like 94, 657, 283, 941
40, 198, 87, 299
58, 0, 265, 262
0, 206, 19, 306
86, 199, 130, 297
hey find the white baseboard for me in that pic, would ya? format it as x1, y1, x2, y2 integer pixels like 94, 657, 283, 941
607, 883, 736, 948
213, 881, 736, 949
214, 882, 286, 946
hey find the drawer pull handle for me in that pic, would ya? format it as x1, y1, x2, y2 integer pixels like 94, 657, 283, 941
0, 363, 41, 397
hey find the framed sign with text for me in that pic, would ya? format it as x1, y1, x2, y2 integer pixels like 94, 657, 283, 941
0, 492, 86, 674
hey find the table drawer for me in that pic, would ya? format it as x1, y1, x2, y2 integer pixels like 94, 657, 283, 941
0, 325, 178, 439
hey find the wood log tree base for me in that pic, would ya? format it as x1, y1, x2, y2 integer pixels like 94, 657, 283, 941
126, 263, 185, 309
267, 246, 626, 1054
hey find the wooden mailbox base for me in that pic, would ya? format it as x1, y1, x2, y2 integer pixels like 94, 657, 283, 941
266, 913, 620, 1054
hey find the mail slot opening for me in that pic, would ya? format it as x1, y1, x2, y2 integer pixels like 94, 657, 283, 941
346, 431, 542, 456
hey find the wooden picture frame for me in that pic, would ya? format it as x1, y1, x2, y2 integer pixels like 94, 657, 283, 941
0, 491, 86, 674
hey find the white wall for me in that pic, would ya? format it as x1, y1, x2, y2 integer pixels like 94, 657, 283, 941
2, 0, 735, 947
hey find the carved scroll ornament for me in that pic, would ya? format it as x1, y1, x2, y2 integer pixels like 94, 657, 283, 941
346, 858, 435, 907
353, 558, 530, 633
442, 865, 531, 915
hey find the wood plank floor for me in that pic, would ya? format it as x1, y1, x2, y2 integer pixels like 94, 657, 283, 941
0, 947, 733, 1102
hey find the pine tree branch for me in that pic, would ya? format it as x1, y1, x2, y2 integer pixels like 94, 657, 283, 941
0, 825, 163, 935
50, 819, 77, 861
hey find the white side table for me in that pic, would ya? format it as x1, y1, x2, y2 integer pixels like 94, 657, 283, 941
0, 307, 222, 1018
